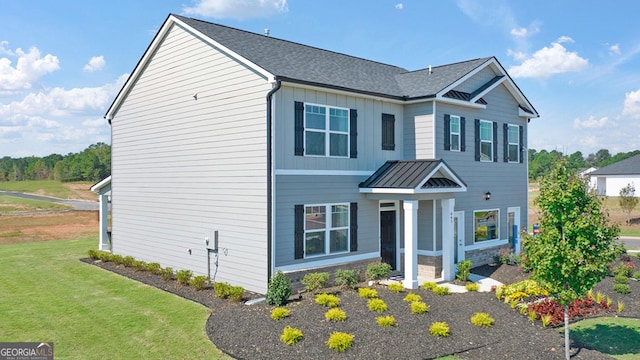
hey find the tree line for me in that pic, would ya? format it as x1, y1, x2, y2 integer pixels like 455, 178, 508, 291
528, 148, 640, 180
0, 143, 111, 183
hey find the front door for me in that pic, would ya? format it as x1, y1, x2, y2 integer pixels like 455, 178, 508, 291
380, 210, 396, 269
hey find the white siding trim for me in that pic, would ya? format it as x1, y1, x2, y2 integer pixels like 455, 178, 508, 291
275, 169, 374, 176
401, 249, 443, 257
465, 239, 508, 251
276, 252, 379, 272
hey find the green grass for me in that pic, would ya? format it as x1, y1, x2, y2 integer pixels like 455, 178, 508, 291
620, 228, 640, 238
0, 195, 71, 213
0, 180, 86, 199
0, 238, 228, 359
569, 317, 640, 359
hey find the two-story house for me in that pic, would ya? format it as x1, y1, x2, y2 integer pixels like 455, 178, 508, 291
101, 14, 538, 294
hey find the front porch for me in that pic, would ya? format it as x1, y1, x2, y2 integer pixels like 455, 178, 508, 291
359, 159, 467, 289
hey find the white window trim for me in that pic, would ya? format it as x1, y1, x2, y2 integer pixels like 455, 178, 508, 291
507, 124, 519, 163
473, 208, 500, 243
304, 103, 350, 158
450, 115, 461, 152
479, 119, 493, 162
304, 203, 350, 258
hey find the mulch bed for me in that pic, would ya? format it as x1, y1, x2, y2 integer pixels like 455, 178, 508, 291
82, 257, 640, 360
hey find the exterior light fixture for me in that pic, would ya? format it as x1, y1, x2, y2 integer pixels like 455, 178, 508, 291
484, 191, 491, 201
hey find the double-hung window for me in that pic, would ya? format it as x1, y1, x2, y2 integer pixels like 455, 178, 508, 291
450, 115, 461, 151
304, 104, 349, 157
479, 120, 493, 162
444, 114, 465, 152
304, 204, 350, 257
507, 124, 519, 163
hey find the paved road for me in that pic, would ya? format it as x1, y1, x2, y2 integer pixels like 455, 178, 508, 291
621, 236, 640, 251
0, 190, 99, 211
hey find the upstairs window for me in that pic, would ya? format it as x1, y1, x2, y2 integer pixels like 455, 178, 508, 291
382, 113, 395, 150
444, 114, 465, 152
294, 102, 357, 158
475, 119, 497, 162
504, 124, 523, 163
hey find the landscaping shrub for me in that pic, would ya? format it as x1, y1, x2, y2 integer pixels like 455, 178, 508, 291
132, 260, 147, 272
266, 271, 292, 306
176, 269, 193, 285
123, 256, 136, 267
403, 293, 421, 303
613, 263, 634, 277
613, 283, 631, 294
160, 267, 173, 281
540, 314, 552, 327
214, 282, 243, 300
315, 293, 340, 308
334, 269, 360, 289
228, 286, 244, 302
324, 308, 347, 322
326, 332, 354, 352
388, 282, 404, 293
498, 279, 548, 302
367, 298, 388, 312
376, 315, 397, 327
420, 281, 437, 290
110, 254, 124, 265
145, 262, 162, 274
526, 297, 610, 326
358, 287, 378, 299
410, 301, 429, 315
429, 322, 450, 337
470, 312, 495, 328
432, 285, 450, 296
365, 262, 391, 281
633, 271, 640, 280
87, 249, 99, 260
456, 260, 472, 281
270, 307, 291, 321
614, 274, 630, 284
465, 283, 480, 292
97, 251, 111, 262
301, 272, 329, 293
618, 301, 625, 313
189, 275, 209, 290
280, 326, 303, 346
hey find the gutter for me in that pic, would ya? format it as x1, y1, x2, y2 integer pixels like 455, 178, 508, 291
266, 79, 282, 282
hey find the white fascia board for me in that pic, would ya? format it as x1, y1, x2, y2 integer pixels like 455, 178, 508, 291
470, 76, 506, 103
518, 108, 535, 118
90, 175, 112, 192
359, 187, 466, 195
434, 96, 486, 109
276, 252, 379, 272
105, 15, 276, 120
415, 162, 467, 191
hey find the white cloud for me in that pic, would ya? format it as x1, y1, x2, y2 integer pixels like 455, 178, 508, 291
83, 56, 106, 72
0, 43, 60, 90
508, 37, 588, 78
183, 0, 288, 19
510, 24, 539, 38
623, 88, 640, 120
573, 116, 610, 129
609, 44, 621, 56
395, 3, 404, 10
507, 49, 527, 61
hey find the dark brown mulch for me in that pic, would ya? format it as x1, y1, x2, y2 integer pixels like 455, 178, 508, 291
82, 257, 640, 360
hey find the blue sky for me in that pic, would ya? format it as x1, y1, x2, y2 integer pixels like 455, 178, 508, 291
2, 0, 640, 158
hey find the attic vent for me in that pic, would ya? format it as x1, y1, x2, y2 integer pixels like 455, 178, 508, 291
264, 28, 270, 36
428, 65, 432, 75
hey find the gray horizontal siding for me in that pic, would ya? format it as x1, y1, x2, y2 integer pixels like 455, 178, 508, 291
434, 84, 528, 246
111, 24, 272, 293
274, 174, 378, 267
274, 86, 404, 171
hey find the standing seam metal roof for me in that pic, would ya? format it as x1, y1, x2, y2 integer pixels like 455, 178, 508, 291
359, 160, 464, 189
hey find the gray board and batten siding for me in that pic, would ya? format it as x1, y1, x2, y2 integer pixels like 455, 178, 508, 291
110, 23, 272, 293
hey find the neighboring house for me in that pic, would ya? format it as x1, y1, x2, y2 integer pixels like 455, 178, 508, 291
590, 155, 640, 196
101, 14, 539, 294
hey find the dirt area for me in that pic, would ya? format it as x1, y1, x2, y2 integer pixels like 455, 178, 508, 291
0, 211, 98, 245
64, 182, 98, 200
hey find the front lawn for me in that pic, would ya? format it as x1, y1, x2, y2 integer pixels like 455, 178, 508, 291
570, 317, 640, 359
0, 238, 228, 359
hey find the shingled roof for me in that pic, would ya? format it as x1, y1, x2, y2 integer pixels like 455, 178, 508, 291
590, 154, 640, 175
175, 14, 492, 101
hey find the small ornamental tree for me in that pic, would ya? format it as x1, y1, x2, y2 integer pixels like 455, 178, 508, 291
619, 183, 639, 225
522, 160, 620, 360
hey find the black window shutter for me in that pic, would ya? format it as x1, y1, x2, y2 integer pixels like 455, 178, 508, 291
519, 125, 524, 164
350, 202, 358, 252
460, 117, 466, 152
503, 123, 509, 163
382, 113, 395, 150
294, 204, 304, 259
474, 119, 480, 161
294, 102, 304, 156
492, 121, 498, 162
350, 109, 358, 158
444, 114, 451, 151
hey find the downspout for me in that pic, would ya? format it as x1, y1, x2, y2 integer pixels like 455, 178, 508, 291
266, 79, 282, 283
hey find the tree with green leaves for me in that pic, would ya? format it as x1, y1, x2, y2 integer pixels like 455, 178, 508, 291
619, 183, 639, 225
522, 160, 620, 360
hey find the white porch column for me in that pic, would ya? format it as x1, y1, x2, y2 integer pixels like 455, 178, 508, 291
98, 194, 110, 251
441, 198, 455, 281
403, 200, 419, 289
